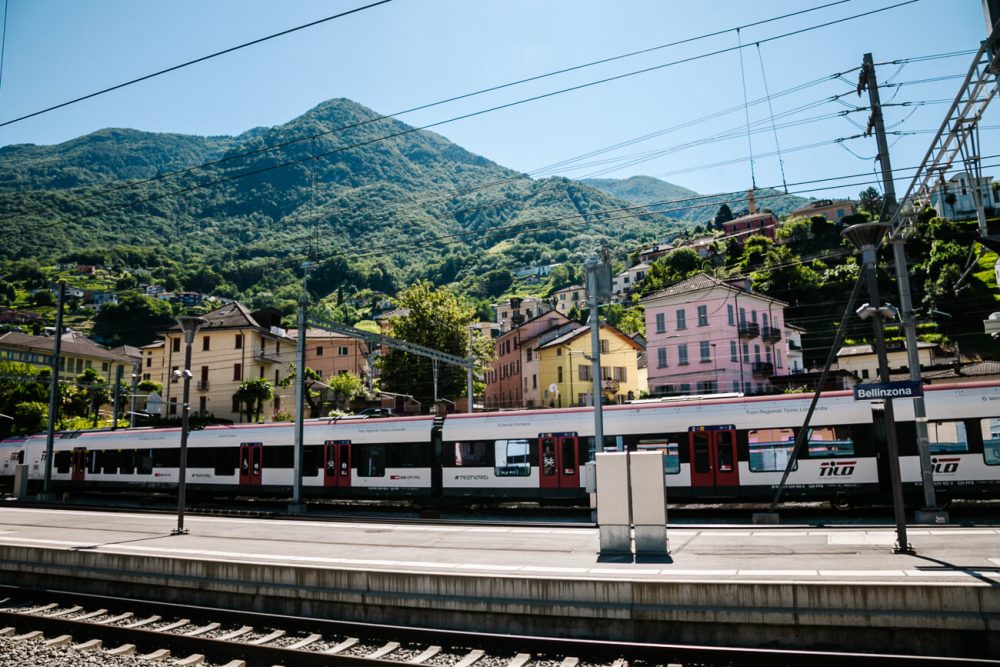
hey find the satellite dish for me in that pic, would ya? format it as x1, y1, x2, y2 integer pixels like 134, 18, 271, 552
548, 383, 559, 394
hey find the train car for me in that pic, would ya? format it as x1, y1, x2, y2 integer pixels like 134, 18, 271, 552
4, 380, 1000, 506
17, 415, 438, 499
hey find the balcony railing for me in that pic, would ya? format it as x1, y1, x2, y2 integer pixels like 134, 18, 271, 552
257, 349, 282, 364
762, 326, 781, 343
738, 322, 760, 339
788, 340, 802, 351
752, 361, 774, 376
197, 381, 209, 391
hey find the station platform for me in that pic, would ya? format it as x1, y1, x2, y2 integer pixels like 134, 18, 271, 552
0, 506, 998, 658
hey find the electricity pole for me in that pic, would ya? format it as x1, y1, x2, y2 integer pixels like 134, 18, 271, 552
291, 261, 311, 515
41, 283, 65, 500
861, 53, 945, 523
861, 53, 898, 216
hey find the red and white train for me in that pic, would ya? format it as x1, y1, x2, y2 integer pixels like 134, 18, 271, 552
2, 381, 999, 506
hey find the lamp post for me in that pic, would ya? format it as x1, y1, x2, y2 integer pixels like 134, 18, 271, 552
842, 223, 913, 555
172, 316, 207, 536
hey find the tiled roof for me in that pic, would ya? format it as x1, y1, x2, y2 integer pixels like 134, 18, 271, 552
0, 331, 130, 362
837, 341, 936, 357
640, 272, 788, 307
537, 323, 642, 351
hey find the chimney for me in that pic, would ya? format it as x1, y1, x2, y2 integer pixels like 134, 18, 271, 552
747, 190, 757, 215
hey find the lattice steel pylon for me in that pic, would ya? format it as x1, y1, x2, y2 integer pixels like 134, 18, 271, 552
881, 23, 1000, 520
891, 27, 1000, 237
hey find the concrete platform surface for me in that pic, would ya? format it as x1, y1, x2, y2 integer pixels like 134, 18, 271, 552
0, 507, 998, 584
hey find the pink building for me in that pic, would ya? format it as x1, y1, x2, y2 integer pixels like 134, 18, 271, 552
640, 273, 791, 396
722, 212, 777, 245
485, 310, 573, 409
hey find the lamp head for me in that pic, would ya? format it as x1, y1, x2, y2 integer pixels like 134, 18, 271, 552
176, 316, 209, 343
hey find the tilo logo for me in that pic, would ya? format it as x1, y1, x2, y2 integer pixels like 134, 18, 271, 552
932, 457, 960, 474
819, 460, 856, 477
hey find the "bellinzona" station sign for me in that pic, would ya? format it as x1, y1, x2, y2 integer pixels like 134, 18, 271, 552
852, 380, 924, 401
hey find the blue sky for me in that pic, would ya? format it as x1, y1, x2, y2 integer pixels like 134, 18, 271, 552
0, 0, 995, 202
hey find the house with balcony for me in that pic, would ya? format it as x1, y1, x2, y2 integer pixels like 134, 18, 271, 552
551, 286, 585, 315
536, 323, 643, 407
921, 173, 1000, 220
641, 273, 793, 396
493, 296, 552, 333
144, 302, 296, 421
484, 310, 573, 409
611, 263, 649, 299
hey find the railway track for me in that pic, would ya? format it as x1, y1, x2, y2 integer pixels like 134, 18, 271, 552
0, 586, 992, 667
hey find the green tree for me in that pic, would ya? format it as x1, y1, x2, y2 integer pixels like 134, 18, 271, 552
76, 367, 110, 428
278, 364, 326, 418
640, 247, 703, 295
858, 187, 884, 218
92, 294, 174, 346
379, 281, 475, 409
233, 377, 274, 423
12, 401, 47, 434
327, 371, 365, 412
0, 361, 49, 437
713, 203, 734, 230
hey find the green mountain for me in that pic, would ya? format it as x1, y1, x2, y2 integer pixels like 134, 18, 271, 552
582, 175, 811, 226
0, 99, 682, 308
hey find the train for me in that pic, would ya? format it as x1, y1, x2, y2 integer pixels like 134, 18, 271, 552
2, 380, 1000, 507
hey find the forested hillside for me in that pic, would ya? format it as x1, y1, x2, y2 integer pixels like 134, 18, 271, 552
0, 98, 683, 315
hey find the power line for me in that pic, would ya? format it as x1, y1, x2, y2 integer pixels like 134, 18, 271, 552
0, 0, 396, 129
1, 0, 916, 231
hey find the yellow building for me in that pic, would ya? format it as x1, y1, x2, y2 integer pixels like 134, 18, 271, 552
0, 330, 135, 382
536, 323, 642, 407
143, 303, 296, 421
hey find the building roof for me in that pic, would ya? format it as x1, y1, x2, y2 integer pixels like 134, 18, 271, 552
726, 212, 777, 225
790, 199, 855, 216
889, 360, 1000, 382
286, 328, 361, 340
537, 323, 643, 351
837, 341, 937, 358
640, 272, 788, 307
0, 331, 130, 363
375, 308, 409, 320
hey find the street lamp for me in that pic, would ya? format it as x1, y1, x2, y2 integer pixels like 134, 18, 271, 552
172, 315, 208, 536
842, 222, 913, 554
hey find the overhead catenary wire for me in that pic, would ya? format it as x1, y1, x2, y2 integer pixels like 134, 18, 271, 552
0, 0, 864, 214
756, 42, 788, 192
0, 0, 396, 130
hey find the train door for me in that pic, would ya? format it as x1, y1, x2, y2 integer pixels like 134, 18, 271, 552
71, 447, 86, 482
323, 440, 352, 488
689, 426, 739, 496
539, 432, 580, 489
239, 442, 263, 486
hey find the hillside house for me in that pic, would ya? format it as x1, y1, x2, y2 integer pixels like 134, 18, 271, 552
0, 330, 133, 382
143, 302, 296, 421
641, 273, 794, 396
552, 286, 585, 315
788, 199, 857, 223
485, 310, 573, 409
536, 323, 643, 407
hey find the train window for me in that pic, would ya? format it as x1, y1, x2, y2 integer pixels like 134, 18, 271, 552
136, 449, 153, 475
303, 445, 320, 477
495, 439, 531, 477
453, 441, 490, 466
187, 448, 215, 468
387, 442, 426, 468
929, 420, 969, 453
716, 431, 735, 473
978, 418, 1000, 465
54, 451, 71, 474
637, 437, 681, 474
541, 437, 556, 476
262, 445, 293, 469
358, 444, 385, 477
153, 448, 180, 468
691, 432, 711, 474
748, 428, 797, 472
805, 426, 855, 458
215, 447, 238, 476
119, 450, 135, 475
